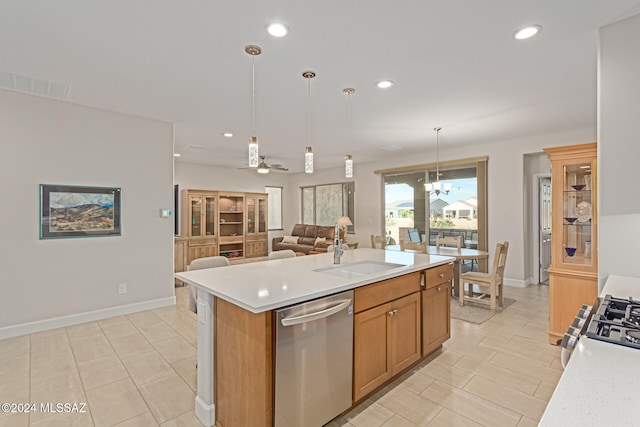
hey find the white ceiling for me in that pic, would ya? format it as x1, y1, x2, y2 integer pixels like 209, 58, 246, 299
3, 1, 640, 173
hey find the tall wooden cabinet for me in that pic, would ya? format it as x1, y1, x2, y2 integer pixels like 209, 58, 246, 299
544, 143, 598, 345
181, 189, 268, 265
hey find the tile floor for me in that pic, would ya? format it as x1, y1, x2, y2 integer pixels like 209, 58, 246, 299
0, 284, 559, 426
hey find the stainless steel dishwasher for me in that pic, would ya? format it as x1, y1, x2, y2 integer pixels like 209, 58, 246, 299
275, 290, 354, 427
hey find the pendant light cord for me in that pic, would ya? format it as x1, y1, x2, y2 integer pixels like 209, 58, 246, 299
436, 129, 440, 182
252, 54, 256, 135
307, 77, 311, 145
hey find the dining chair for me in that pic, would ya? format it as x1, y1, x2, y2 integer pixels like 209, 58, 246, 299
399, 240, 426, 253
371, 235, 387, 249
268, 249, 297, 259
458, 241, 509, 310
436, 235, 462, 249
187, 256, 230, 313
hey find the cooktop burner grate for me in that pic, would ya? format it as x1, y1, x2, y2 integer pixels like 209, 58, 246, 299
586, 295, 640, 350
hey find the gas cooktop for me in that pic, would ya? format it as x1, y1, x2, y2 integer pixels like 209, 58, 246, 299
585, 294, 640, 349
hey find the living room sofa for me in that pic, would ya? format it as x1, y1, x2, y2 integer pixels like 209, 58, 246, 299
272, 224, 335, 255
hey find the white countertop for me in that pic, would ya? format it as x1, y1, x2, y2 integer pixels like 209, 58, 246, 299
175, 248, 454, 313
539, 274, 640, 426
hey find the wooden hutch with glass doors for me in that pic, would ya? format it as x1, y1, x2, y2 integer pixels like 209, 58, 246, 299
179, 189, 268, 266
544, 142, 597, 345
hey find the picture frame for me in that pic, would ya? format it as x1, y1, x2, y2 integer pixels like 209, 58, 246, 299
40, 184, 121, 239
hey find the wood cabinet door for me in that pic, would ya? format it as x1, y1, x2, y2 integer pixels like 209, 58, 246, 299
246, 240, 268, 258
187, 244, 217, 264
388, 292, 421, 374
422, 282, 451, 355
353, 302, 391, 401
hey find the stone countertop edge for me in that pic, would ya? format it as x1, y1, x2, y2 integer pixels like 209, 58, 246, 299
175, 248, 455, 314
539, 274, 640, 425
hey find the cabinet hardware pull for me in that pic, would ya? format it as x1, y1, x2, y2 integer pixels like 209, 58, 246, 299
388, 309, 398, 316
439, 273, 445, 278
437, 286, 441, 292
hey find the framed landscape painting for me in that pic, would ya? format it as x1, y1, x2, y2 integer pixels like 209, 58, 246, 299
40, 184, 121, 239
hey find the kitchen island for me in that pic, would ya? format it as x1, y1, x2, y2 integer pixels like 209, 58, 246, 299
175, 248, 454, 427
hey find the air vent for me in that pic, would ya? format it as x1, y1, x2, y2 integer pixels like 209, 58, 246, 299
0, 70, 71, 100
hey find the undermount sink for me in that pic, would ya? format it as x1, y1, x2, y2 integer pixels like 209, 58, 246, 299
314, 260, 405, 278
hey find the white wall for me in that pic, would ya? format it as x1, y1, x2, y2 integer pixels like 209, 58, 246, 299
286, 127, 595, 286
0, 90, 175, 338
598, 13, 640, 284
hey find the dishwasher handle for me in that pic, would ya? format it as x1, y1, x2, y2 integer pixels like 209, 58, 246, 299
280, 299, 352, 327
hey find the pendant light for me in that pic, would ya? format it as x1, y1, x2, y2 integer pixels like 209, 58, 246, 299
343, 88, 355, 178
425, 127, 452, 196
303, 71, 316, 173
245, 45, 261, 168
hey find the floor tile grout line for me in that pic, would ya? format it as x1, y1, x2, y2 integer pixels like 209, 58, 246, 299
64, 324, 97, 427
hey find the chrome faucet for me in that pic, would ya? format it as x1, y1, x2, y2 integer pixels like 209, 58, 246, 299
333, 224, 343, 264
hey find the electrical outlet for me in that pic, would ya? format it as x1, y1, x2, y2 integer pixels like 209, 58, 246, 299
118, 283, 127, 294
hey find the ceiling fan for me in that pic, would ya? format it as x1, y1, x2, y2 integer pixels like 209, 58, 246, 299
240, 156, 288, 174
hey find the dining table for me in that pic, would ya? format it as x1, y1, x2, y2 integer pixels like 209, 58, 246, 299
424, 246, 489, 296
386, 244, 489, 296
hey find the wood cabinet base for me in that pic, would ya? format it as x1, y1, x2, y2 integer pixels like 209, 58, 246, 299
547, 268, 597, 345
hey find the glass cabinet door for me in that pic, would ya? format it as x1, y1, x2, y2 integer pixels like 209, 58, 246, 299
562, 162, 593, 265
190, 196, 202, 237
258, 198, 267, 233
205, 196, 216, 237
247, 197, 256, 234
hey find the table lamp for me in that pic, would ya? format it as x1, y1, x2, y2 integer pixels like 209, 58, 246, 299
336, 216, 353, 242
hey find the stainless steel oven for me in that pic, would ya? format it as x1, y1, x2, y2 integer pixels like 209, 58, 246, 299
559, 297, 600, 369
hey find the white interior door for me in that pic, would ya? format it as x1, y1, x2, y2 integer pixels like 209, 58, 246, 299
539, 177, 552, 283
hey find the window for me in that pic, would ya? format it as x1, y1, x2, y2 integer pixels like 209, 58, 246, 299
378, 158, 487, 270
266, 186, 283, 230
301, 182, 355, 231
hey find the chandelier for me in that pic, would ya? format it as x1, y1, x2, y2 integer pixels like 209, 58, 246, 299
425, 127, 452, 196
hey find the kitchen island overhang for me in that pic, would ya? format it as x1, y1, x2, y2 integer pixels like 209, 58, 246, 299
175, 248, 455, 427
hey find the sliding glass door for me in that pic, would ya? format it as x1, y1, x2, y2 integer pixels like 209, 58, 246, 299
382, 159, 487, 271
383, 172, 427, 245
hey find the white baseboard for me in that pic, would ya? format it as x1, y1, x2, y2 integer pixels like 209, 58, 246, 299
504, 277, 528, 288
195, 396, 215, 427
0, 296, 176, 340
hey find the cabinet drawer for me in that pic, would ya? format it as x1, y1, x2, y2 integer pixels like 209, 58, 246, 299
188, 238, 217, 247
424, 263, 453, 289
354, 272, 420, 313
219, 236, 244, 244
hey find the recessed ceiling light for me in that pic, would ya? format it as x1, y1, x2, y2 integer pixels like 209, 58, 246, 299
376, 80, 394, 89
514, 25, 542, 40
267, 23, 289, 37
223, 132, 233, 138
174, 153, 181, 157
